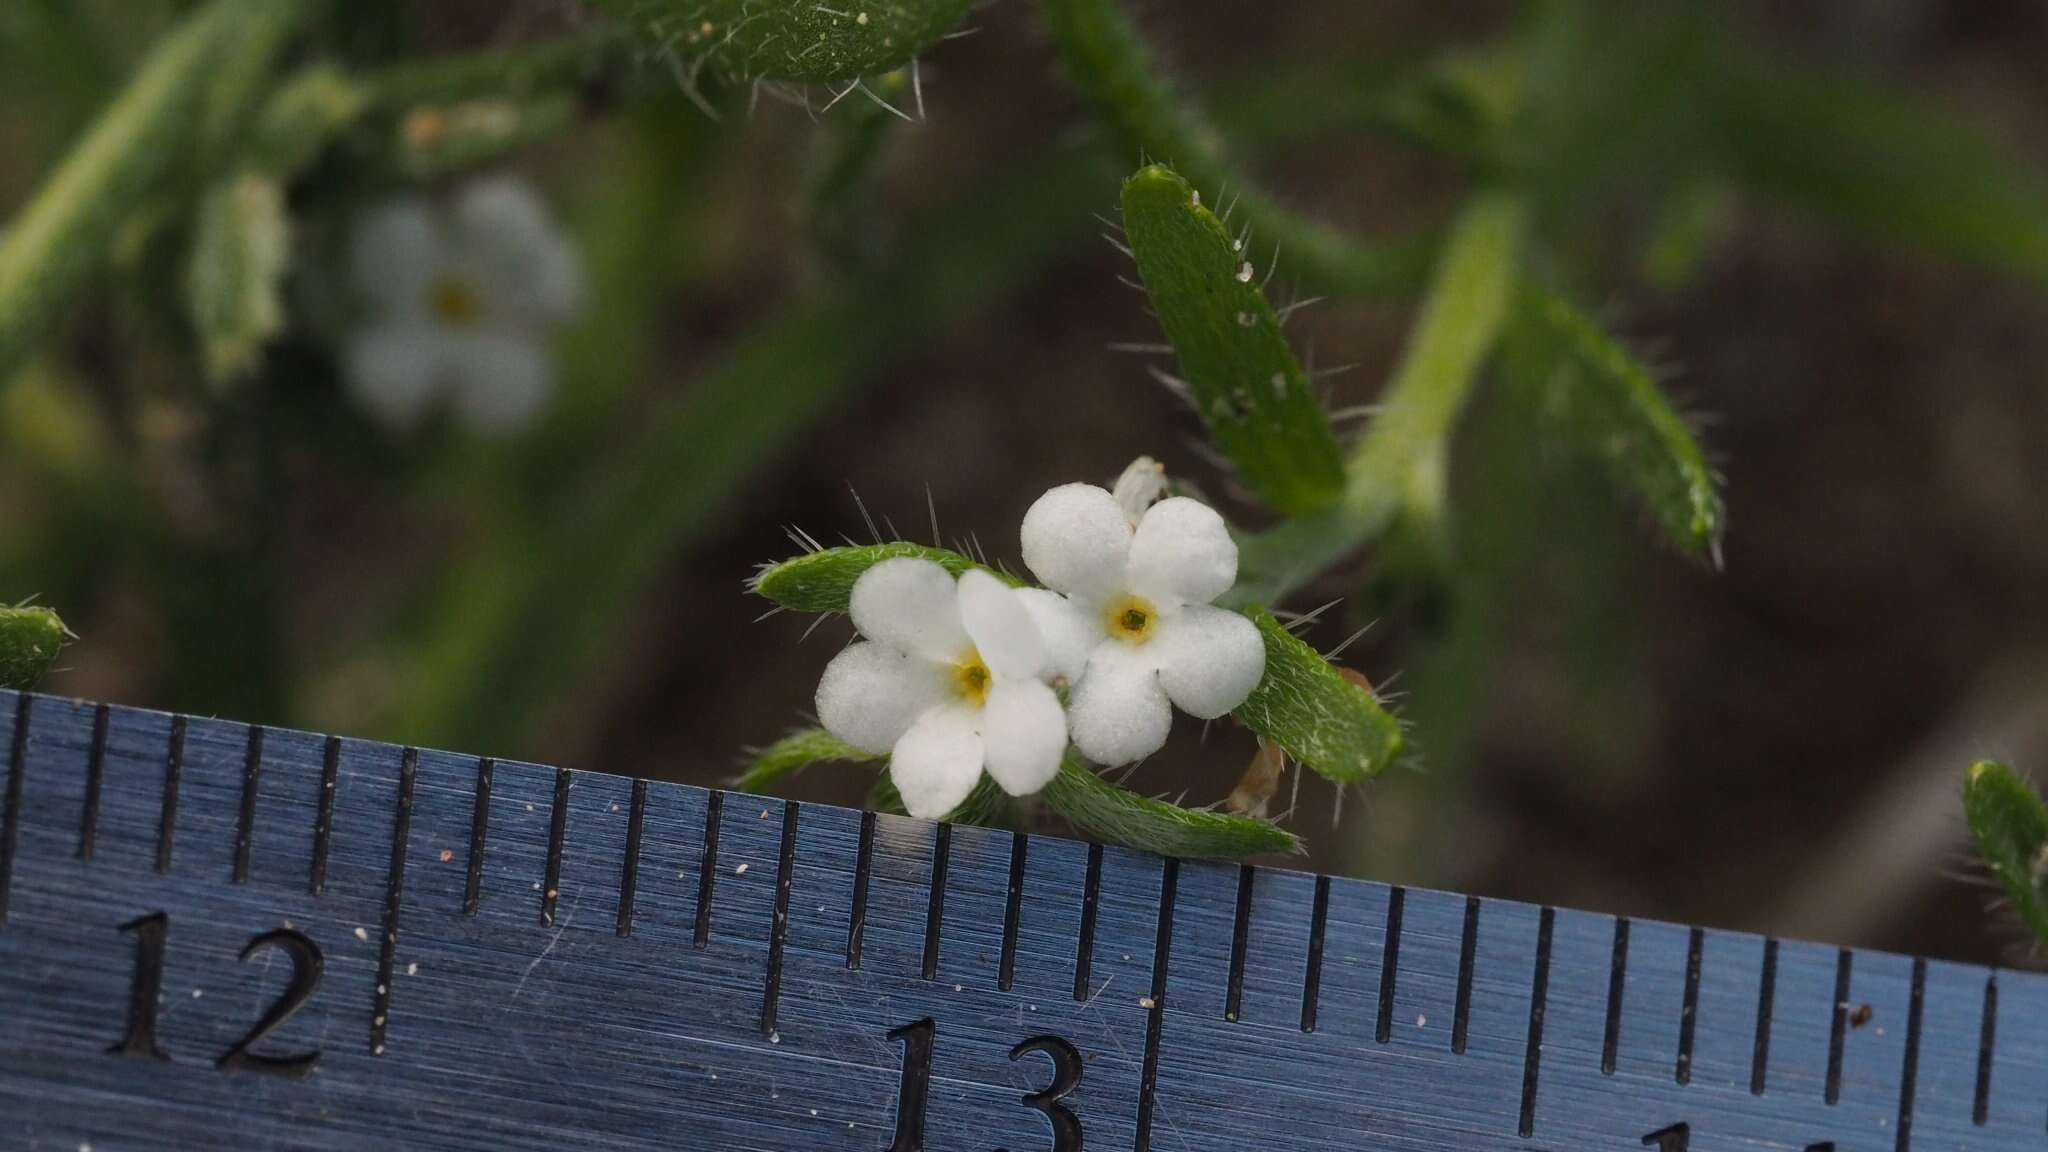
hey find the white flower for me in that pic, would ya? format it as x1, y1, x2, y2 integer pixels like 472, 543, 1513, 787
345, 177, 581, 435
1018, 483, 1265, 766
816, 559, 1067, 819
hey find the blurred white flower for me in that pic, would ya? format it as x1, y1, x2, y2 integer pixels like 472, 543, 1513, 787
1018, 483, 1265, 766
816, 559, 1067, 819
344, 177, 580, 434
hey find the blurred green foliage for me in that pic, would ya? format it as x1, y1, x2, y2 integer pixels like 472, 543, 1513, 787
3, 0, 2048, 865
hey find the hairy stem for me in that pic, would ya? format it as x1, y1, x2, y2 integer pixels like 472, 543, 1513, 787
1233, 191, 1526, 606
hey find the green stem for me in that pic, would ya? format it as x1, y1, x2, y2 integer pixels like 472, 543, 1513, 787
1233, 192, 1526, 606
0, 0, 308, 386
1040, 0, 1438, 298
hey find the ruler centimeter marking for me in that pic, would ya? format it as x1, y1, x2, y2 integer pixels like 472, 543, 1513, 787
0, 689, 2044, 1152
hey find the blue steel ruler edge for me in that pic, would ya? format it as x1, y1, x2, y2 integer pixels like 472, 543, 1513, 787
0, 689, 2040, 1151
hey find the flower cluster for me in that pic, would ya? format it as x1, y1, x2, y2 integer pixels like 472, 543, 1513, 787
345, 177, 581, 435
816, 466, 1266, 818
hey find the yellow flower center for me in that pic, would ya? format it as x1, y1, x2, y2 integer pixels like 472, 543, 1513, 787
951, 653, 992, 705
429, 275, 483, 328
1105, 593, 1158, 644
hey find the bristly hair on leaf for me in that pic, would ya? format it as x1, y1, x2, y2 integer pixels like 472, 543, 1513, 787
750, 542, 1022, 615
591, 0, 975, 86
1041, 751, 1299, 858
1963, 760, 2048, 948
1232, 605, 1402, 786
734, 727, 880, 794
0, 604, 71, 691
1119, 163, 1348, 516
1501, 287, 1726, 565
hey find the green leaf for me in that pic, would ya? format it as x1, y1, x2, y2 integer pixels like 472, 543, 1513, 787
247, 65, 369, 177
1120, 164, 1345, 515
1964, 760, 2048, 946
0, 1, 237, 385
591, 0, 974, 84
1720, 56, 2048, 282
1501, 287, 1724, 562
1042, 752, 1298, 859
0, 605, 71, 690
735, 727, 881, 794
1041, 0, 1436, 298
752, 543, 1015, 614
1231, 606, 1401, 785
187, 174, 290, 387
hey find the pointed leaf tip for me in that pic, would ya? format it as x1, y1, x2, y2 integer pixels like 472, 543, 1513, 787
1232, 605, 1401, 785
0, 605, 71, 690
752, 542, 1016, 614
1962, 759, 2048, 946
1120, 163, 1346, 516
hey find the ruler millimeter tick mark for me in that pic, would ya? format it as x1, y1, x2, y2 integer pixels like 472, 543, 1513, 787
0, 691, 2038, 1152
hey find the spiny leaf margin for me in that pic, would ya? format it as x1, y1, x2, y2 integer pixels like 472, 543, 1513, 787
1042, 752, 1299, 859
1231, 605, 1401, 785
1120, 163, 1345, 515
735, 726, 880, 794
0, 605, 71, 690
1501, 286, 1725, 563
591, 0, 974, 85
1963, 759, 2048, 946
752, 542, 1019, 614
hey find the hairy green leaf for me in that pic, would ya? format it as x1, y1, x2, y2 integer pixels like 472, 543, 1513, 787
735, 727, 880, 794
752, 543, 1017, 614
1963, 760, 2048, 946
0, 605, 70, 690
1120, 164, 1345, 515
248, 66, 370, 176
0, 1, 247, 384
1042, 753, 1298, 859
1232, 606, 1401, 785
187, 174, 290, 387
1041, 0, 1435, 298
591, 0, 974, 84
1502, 288, 1724, 562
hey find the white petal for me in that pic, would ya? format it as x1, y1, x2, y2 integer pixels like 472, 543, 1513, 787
1111, 456, 1168, 524
1015, 588, 1102, 685
452, 177, 580, 325
957, 569, 1044, 681
1154, 604, 1266, 718
444, 331, 553, 435
1020, 483, 1132, 601
351, 199, 441, 318
815, 641, 950, 754
345, 326, 448, 431
1066, 644, 1172, 767
889, 704, 984, 820
849, 558, 970, 662
1126, 496, 1238, 609
980, 679, 1066, 797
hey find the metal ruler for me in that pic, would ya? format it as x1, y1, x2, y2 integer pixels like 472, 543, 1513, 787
0, 690, 2040, 1151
